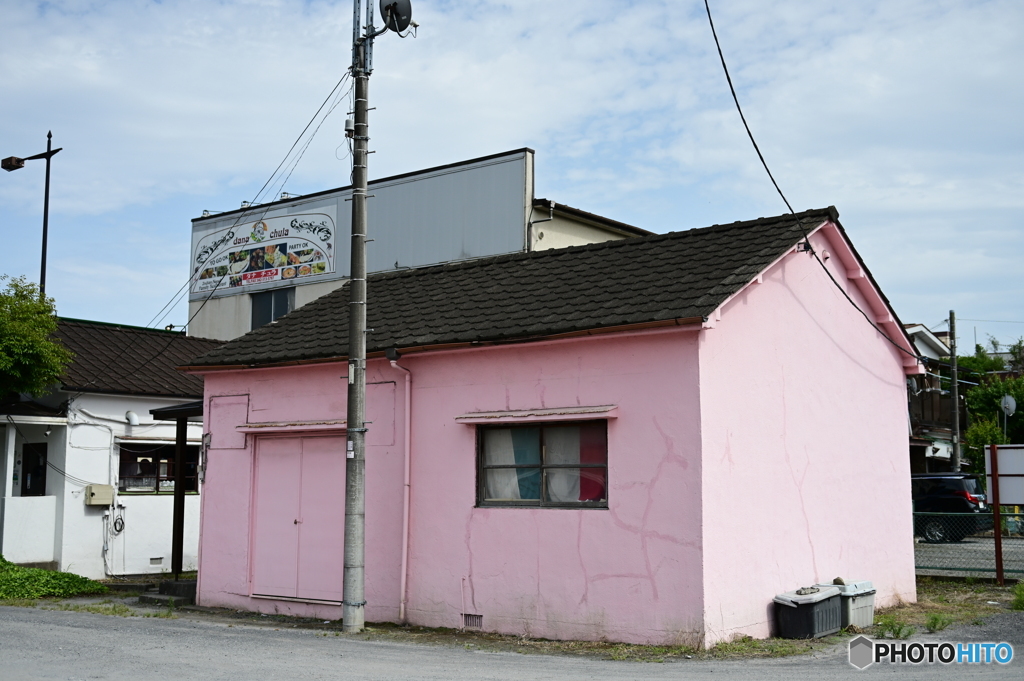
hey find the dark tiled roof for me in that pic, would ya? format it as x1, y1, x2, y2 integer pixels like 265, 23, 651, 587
55, 319, 223, 397
189, 208, 838, 368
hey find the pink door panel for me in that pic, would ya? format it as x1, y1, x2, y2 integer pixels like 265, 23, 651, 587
296, 436, 346, 602
251, 437, 301, 598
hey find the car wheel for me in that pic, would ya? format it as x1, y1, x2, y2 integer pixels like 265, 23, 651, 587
922, 519, 948, 543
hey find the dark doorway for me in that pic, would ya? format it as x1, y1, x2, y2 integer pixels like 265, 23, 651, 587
21, 443, 48, 496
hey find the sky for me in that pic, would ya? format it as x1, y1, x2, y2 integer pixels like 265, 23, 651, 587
1, 0, 1022, 352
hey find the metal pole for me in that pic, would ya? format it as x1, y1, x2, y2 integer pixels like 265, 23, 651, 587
989, 443, 1004, 586
343, 2, 369, 633
171, 417, 187, 580
950, 310, 960, 471
40, 131, 53, 297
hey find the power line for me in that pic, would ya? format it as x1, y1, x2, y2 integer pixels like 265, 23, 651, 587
145, 72, 353, 330
69, 73, 353, 397
703, 0, 921, 363
703, 0, 792, 214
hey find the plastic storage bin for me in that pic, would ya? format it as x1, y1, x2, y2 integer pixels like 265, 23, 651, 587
817, 581, 876, 628
774, 586, 842, 639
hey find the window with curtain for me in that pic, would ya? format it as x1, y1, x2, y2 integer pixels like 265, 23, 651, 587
477, 421, 607, 508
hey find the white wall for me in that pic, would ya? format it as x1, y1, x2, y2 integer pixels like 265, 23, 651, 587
189, 279, 345, 342
528, 214, 631, 251
58, 392, 204, 579
0, 496, 56, 564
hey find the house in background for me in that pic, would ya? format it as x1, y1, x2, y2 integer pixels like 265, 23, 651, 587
0, 319, 221, 578
185, 206, 921, 646
904, 323, 962, 473
186, 149, 650, 341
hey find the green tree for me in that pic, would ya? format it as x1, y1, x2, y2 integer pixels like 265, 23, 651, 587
0, 276, 72, 397
964, 375, 1024, 445
953, 344, 1005, 375
1007, 338, 1024, 374
963, 416, 1007, 477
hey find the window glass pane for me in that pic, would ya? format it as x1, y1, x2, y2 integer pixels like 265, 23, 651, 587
483, 429, 519, 500
483, 468, 541, 501
544, 426, 580, 465
545, 467, 607, 503
272, 288, 292, 320
546, 467, 579, 502
251, 291, 274, 330
578, 422, 607, 464
510, 428, 541, 499
579, 467, 607, 502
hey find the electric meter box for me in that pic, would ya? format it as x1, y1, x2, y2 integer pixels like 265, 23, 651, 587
84, 484, 114, 506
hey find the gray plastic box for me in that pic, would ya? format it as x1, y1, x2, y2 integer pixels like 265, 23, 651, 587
816, 581, 876, 629
774, 586, 842, 639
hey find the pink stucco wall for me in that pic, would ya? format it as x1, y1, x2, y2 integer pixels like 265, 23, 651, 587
196, 222, 916, 646
198, 329, 707, 644
697, 226, 917, 645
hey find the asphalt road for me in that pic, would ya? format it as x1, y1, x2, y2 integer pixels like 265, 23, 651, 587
1, 606, 1021, 680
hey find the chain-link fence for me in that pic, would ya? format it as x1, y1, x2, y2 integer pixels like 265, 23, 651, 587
914, 511, 1024, 578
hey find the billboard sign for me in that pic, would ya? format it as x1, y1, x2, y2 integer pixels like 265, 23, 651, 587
191, 213, 336, 294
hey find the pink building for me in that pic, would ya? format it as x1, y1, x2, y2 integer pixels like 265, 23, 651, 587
185, 207, 921, 646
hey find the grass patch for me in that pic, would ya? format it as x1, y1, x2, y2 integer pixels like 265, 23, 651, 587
1012, 583, 1024, 611
882, 578, 1014, 631
46, 602, 136, 617
708, 634, 847, 659
925, 613, 953, 633
0, 554, 107, 599
144, 602, 177, 619
0, 598, 39, 607
875, 613, 915, 639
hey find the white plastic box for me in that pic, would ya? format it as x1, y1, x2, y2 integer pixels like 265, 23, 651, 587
816, 581, 875, 628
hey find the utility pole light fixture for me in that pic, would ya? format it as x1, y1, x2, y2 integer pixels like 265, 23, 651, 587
343, 0, 414, 635
3, 131, 62, 296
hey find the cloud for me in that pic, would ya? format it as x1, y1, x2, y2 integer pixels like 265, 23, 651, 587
1, 0, 1022, 342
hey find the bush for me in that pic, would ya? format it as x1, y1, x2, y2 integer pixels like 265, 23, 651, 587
1012, 583, 1024, 611
875, 613, 915, 639
925, 613, 953, 632
0, 554, 107, 599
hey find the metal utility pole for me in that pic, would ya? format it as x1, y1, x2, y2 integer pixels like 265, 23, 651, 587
2, 131, 62, 297
950, 310, 960, 471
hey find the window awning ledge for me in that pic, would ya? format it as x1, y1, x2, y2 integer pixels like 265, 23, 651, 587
455, 405, 617, 425
236, 419, 347, 435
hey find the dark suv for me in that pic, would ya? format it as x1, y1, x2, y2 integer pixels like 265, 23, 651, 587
911, 474, 994, 543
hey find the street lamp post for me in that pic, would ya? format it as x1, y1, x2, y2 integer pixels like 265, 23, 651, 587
3, 131, 62, 296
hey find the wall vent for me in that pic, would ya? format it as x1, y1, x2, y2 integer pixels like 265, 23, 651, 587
462, 614, 482, 629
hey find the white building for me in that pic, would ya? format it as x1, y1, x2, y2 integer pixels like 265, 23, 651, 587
0, 319, 221, 578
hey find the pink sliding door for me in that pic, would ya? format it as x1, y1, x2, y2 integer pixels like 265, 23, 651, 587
251, 435, 345, 601
296, 436, 346, 601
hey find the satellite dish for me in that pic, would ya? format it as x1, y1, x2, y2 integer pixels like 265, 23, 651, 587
380, 0, 413, 32
1002, 395, 1017, 417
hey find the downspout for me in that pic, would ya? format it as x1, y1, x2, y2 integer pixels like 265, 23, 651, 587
389, 356, 412, 623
